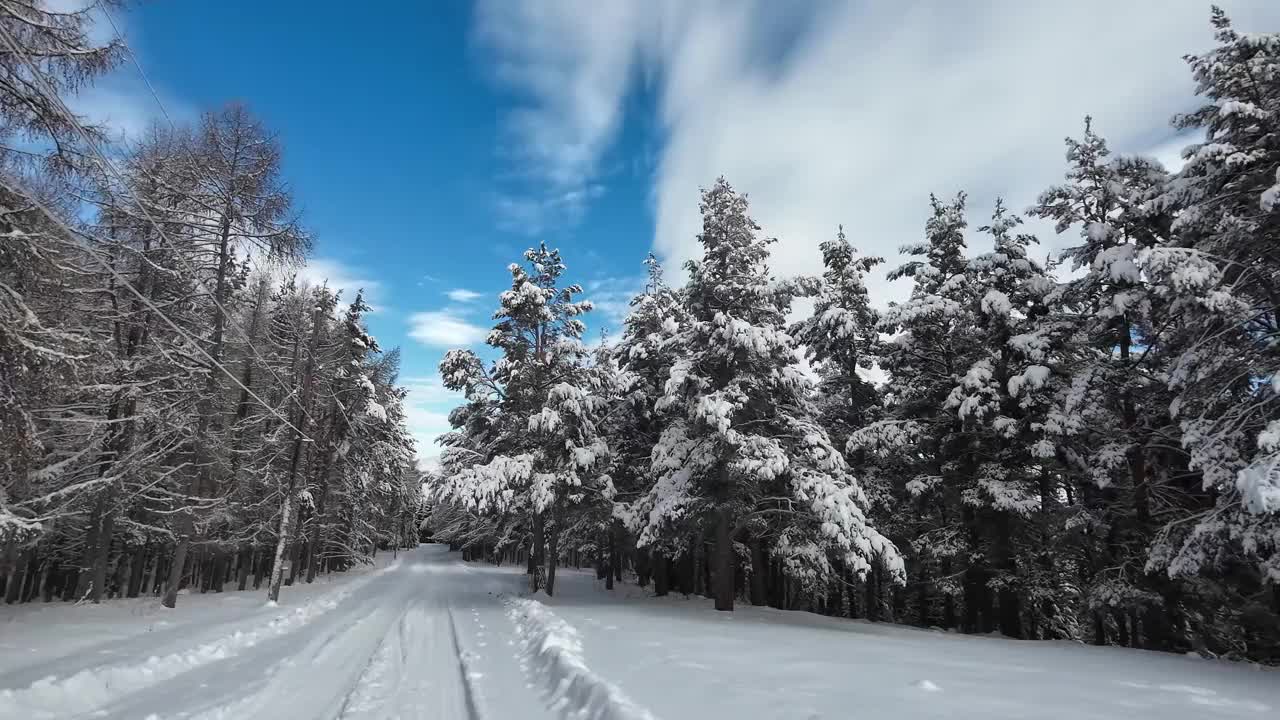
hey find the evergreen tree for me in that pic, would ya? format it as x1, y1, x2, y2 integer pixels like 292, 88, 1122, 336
789, 227, 883, 438
638, 177, 901, 612
433, 244, 594, 594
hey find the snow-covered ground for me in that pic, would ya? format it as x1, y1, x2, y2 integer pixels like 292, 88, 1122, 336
1, 545, 1275, 720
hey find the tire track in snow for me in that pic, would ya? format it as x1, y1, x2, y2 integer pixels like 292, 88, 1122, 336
0, 570, 381, 720
447, 604, 485, 720
507, 597, 660, 720
337, 610, 405, 718
180, 560, 426, 720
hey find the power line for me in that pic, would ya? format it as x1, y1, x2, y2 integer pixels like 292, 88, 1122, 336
0, 21, 319, 445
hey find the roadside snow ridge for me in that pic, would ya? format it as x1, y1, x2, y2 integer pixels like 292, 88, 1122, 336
507, 597, 659, 720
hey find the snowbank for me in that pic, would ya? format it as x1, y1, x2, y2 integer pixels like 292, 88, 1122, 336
507, 597, 659, 720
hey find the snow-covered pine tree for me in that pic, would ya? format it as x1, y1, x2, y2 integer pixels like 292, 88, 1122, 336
854, 192, 983, 628
432, 244, 594, 594
640, 177, 901, 612
942, 200, 1070, 638
1030, 119, 1180, 646
789, 226, 883, 440
609, 253, 686, 595
1139, 9, 1280, 649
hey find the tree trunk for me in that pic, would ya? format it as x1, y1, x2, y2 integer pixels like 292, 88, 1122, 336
209, 551, 226, 593
37, 561, 51, 602
604, 528, 615, 591
530, 513, 544, 593
161, 540, 189, 609
915, 563, 931, 626
993, 513, 1022, 638
287, 541, 303, 586
636, 550, 651, 588
866, 565, 880, 622
149, 553, 164, 597
713, 506, 734, 611
1093, 611, 1107, 646
653, 552, 669, 597
306, 439, 338, 584
749, 539, 767, 606
88, 513, 116, 603
253, 551, 266, 590
611, 521, 622, 583
75, 500, 105, 600
692, 531, 705, 596
1115, 611, 1130, 647
237, 548, 251, 591
545, 518, 559, 597
305, 527, 326, 584
266, 300, 325, 603
126, 544, 146, 599
267, 494, 295, 603
5, 549, 32, 604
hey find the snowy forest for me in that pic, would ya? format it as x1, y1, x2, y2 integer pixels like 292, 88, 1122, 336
0, 3, 420, 608
427, 9, 1280, 664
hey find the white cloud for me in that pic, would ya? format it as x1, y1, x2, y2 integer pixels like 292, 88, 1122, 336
446, 288, 483, 303
408, 310, 488, 348
475, 2, 637, 191
476, 0, 1280, 305
585, 275, 645, 333
401, 376, 462, 404
401, 376, 464, 463
293, 257, 383, 308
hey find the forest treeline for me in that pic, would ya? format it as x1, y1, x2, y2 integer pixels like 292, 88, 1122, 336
427, 9, 1279, 663
0, 2, 419, 608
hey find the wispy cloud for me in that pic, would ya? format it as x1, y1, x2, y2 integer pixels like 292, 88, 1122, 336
475, 1, 637, 191
585, 275, 644, 334
494, 183, 605, 235
446, 288, 483, 303
401, 376, 464, 462
474, 0, 1280, 305
294, 256, 384, 309
408, 310, 488, 348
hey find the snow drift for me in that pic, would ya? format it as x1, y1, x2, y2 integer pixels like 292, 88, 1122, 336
507, 597, 659, 720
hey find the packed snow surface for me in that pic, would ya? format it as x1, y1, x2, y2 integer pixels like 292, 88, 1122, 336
1, 544, 1275, 719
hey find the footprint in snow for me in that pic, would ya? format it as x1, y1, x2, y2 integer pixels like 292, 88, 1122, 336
912, 680, 942, 692
1158, 684, 1215, 696
1188, 696, 1270, 712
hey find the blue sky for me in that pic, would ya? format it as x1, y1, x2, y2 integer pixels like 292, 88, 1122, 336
86, 0, 658, 461
80, 0, 1280, 462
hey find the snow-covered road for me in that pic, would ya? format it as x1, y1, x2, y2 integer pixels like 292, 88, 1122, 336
2, 545, 1277, 720
0, 546, 558, 720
